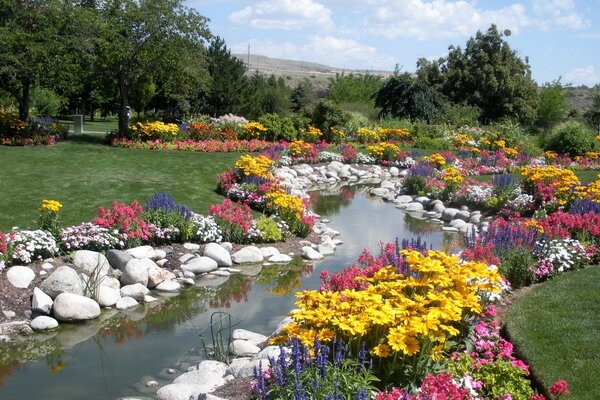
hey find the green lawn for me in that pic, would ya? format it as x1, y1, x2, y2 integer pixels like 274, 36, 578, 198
0, 136, 239, 230
505, 267, 600, 399
58, 116, 118, 133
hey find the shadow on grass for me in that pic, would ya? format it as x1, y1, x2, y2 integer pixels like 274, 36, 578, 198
67, 134, 107, 145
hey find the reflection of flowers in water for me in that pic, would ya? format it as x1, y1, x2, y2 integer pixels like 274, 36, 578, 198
0, 361, 21, 384
259, 263, 315, 296
209, 275, 253, 309
403, 214, 440, 235
310, 186, 357, 216
98, 318, 144, 344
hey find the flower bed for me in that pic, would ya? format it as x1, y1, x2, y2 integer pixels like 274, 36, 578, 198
0, 109, 68, 146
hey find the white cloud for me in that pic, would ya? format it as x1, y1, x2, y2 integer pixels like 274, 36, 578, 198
231, 36, 396, 70
564, 65, 600, 86
229, 0, 333, 30
532, 0, 589, 30
364, 0, 529, 40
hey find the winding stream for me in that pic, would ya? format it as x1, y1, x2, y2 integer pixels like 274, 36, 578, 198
0, 185, 457, 400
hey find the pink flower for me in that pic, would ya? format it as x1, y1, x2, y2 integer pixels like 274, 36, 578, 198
549, 380, 570, 396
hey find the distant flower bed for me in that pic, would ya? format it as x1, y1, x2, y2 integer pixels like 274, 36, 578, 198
111, 138, 278, 153
0, 109, 68, 146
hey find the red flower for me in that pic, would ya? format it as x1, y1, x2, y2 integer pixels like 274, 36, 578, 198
549, 380, 570, 397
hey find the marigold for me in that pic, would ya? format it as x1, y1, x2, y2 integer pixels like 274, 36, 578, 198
40, 199, 63, 213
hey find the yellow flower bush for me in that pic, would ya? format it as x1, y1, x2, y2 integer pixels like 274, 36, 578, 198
288, 140, 314, 158
234, 154, 274, 179
443, 167, 465, 186
378, 127, 411, 141
129, 121, 179, 141
452, 133, 473, 147
266, 189, 305, 220
275, 250, 502, 365
301, 125, 323, 142
40, 199, 63, 213
356, 128, 380, 143
520, 165, 580, 204
367, 142, 400, 161
424, 153, 446, 168
241, 121, 268, 139
575, 175, 600, 203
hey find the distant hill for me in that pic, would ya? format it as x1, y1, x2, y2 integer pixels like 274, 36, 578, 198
232, 54, 393, 90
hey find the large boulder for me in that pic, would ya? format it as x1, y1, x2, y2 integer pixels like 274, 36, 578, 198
203, 243, 233, 267
232, 329, 267, 346
53, 293, 101, 321
301, 246, 323, 260
96, 286, 120, 307
229, 340, 260, 356
30, 316, 59, 331
231, 246, 264, 264
6, 266, 35, 289
40, 266, 84, 299
155, 280, 182, 292
72, 250, 110, 278
120, 283, 149, 301
31, 287, 53, 314
106, 249, 133, 271
147, 265, 175, 288
441, 208, 460, 222
116, 296, 139, 310
181, 256, 218, 274
120, 259, 149, 286
125, 245, 155, 259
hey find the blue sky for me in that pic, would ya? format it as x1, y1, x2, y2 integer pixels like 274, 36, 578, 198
186, 0, 600, 87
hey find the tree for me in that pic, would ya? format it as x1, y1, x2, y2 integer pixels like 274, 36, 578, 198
536, 80, 569, 130
243, 73, 291, 119
373, 73, 444, 123
204, 36, 248, 116
417, 25, 538, 125
0, 0, 65, 120
290, 79, 316, 112
327, 73, 382, 105
584, 91, 600, 134
95, 0, 211, 135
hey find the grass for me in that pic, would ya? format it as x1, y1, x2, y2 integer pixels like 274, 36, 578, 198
505, 267, 600, 399
0, 135, 239, 231
58, 116, 118, 133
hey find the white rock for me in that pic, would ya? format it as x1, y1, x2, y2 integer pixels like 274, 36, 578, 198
116, 296, 139, 310
395, 195, 413, 204
442, 227, 459, 232
183, 243, 201, 250
181, 256, 218, 274
155, 280, 182, 292
449, 219, 468, 229
99, 276, 121, 290
147, 265, 175, 288
231, 246, 264, 264
268, 254, 292, 263
225, 358, 269, 379
259, 246, 280, 258
32, 287, 53, 314
30, 316, 59, 331
210, 270, 230, 277
441, 208, 460, 222
220, 242, 233, 252
203, 243, 233, 267
72, 250, 110, 278
317, 242, 336, 256
41, 262, 54, 270
40, 266, 84, 298
302, 246, 324, 260
6, 266, 36, 289
257, 346, 285, 360
389, 167, 399, 176
126, 245, 155, 259
179, 253, 195, 263
370, 187, 389, 197
229, 339, 260, 356
144, 295, 159, 303
53, 293, 101, 321
405, 202, 424, 212
455, 210, 471, 222
232, 329, 268, 346
96, 286, 121, 307
154, 249, 167, 259
120, 259, 149, 286
120, 283, 149, 301
156, 383, 217, 400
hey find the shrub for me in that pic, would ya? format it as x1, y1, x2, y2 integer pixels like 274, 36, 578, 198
128, 121, 180, 141
255, 216, 283, 242
413, 136, 451, 150
190, 214, 223, 243
31, 87, 65, 117
257, 113, 299, 141
93, 200, 153, 246
186, 122, 237, 141
499, 247, 536, 289
60, 222, 124, 252
545, 120, 598, 157
310, 99, 349, 142
9, 229, 59, 264
209, 199, 261, 243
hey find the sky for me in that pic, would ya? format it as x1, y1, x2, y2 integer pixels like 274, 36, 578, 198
185, 0, 600, 87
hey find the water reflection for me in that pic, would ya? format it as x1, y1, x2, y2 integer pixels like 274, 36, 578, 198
0, 184, 459, 400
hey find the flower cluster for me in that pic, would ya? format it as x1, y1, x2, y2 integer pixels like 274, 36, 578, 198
209, 199, 261, 243
424, 153, 447, 168
301, 125, 322, 142
235, 155, 274, 179
60, 222, 124, 251
241, 121, 268, 139
129, 121, 179, 141
111, 138, 275, 153
93, 200, 153, 245
367, 142, 400, 163
520, 165, 580, 206
190, 214, 223, 243
9, 229, 59, 264
534, 238, 588, 275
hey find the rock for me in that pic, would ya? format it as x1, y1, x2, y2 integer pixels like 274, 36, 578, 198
177, 277, 195, 286
229, 339, 260, 356
120, 283, 149, 301
405, 202, 424, 212
210, 270, 230, 277
126, 245, 155, 259
259, 246, 280, 258
155, 280, 182, 292
30, 316, 59, 331
389, 167, 399, 176
39, 270, 47, 277
441, 208, 460, 222
220, 242, 233, 252
414, 196, 430, 206
432, 202, 445, 213
156, 259, 168, 267
268, 254, 292, 263
442, 227, 459, 232
199, 394, 228, 400
460, 205, 469, 211
182, 256, 218, 274
99, 276, 121, 290
455, 210, 471, 222
203, 243, 233, 267
317, 242, 336, 256
370, 187, 389, 197
120, 259, 149, 286
116, 297, 139, 310
32, 287, 53, 314
72, 250, 110, 278
257, 346, 285, 360
225, 358, 269, 379
182, 270, 196, 279
395, 195, 413, 204
231, 246, 264, 264
6, 266, 35, 289
469, 214, 482, 224
41, 262, 54, 270
424, 211, 440, 218
153, 249, 167, 259
460, 223, 478, 235
53, 293, 101, 321
183, 243, 200, 251
449, 219, 468, 229
232, 329, 268, 346
380, 180, 395, 190
156, 383, 218, 400
40, 266, 84, 299
144, 295, 159, 303
302, 246, 324, 260
96, 286, 120, 307
106, 249, 133, 270
146, 380, 159, 387
178, 253, 195, 264
147, 265, 176, 288
189, 360, 228, 376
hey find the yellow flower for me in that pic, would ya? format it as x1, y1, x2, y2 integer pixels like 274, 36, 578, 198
372, 344, 392, 358
234, 155, 274, 179
301, 125, 323, 142
242, 121, 268, 138
357, 128, 380, 143
424, 153, 446, 168
40, 199, 63, 213
443, 167, 465, 186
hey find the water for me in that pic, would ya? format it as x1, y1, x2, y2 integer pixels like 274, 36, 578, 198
0, 186, 458, 400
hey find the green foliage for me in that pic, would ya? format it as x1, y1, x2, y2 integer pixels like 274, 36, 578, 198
584, 90, 600, 134
327, 73, 382, 105
257, 113, 303, 141
545, 120, 598, 157
499, 247, 536, 289
256, 216, 283, 242
191, 311, 235, 364
374, 73, 444, 123
404, 176, 427, 195
129, 75, 156, 114
418, 25, 539, 125
344, 111, 371, 134
435, 101, 481, 127
536, 80, 569, 130
310, 99, 349, 142
450, 354, 534, 400
31, 87, 66, 117
244, 74, 292, 119
290, 78, 317, 113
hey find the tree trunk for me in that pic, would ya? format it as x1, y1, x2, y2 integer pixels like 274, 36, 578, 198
118, 76, 129, 136
18, 78, 31, 121
89, 106, 95, 122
